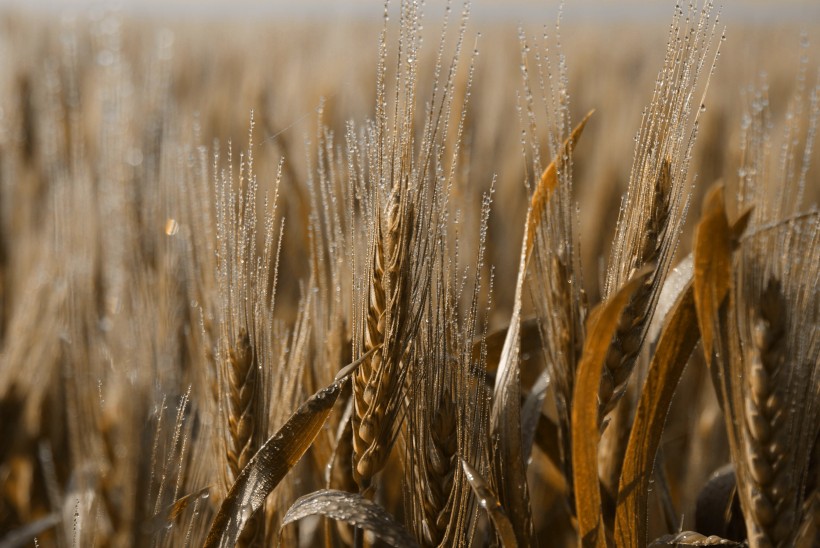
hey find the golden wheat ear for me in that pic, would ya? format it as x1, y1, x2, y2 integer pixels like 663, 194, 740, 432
351, 186, 415, 496
707, 64, 820, 547
600, 2, 723, 426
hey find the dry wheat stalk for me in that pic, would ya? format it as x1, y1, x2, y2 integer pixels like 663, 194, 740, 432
211, 120, 286, 545
723, 237, 819, 548
517, 28, 587, 492
406, 174, 493, 547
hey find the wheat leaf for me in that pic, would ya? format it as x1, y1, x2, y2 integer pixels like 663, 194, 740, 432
461, 459, 519, 548
522, 371, 550, 461
693, 185, 752, 413
477, 317, 541, 376
615, 281, 698, 548
281, 489, 419, 547
534, 411, 563, 471
572, 265, 654, 548
525, 110, 594, 255
204, 348, 376, 548
693, 183, 733, 372
647, 531, 745, 546
646, 254, 693, 349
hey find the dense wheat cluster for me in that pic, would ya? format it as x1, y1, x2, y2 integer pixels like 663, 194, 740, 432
0, 1, 818, 547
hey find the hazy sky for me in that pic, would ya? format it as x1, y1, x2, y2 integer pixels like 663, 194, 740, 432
2, 0, 820, 24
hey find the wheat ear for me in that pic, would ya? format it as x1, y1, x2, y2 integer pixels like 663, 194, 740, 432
598, 158, 672, 423
419, 388, 458, 546
743, 278, 792, 546
224, 329, 265, 546
352, 189, 410, 494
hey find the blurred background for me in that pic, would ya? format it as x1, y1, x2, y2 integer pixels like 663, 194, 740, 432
0, 0, 817, 318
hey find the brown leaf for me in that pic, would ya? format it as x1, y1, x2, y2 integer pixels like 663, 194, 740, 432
146, 486, 212, 533
572, 266, 654, 548
693, 183, 732, 371
693, 184, 752, 413
477, 317, 541, 378
615, 282, 698, 548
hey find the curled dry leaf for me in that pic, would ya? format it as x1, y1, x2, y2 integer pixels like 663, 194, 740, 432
615, 282, 698, 548
647, 531, 745, 547
204, 347, 376, 548
281, 489, 419, 548
572, 265, 654, 548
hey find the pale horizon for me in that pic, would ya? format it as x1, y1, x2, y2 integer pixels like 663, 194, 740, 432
2, 0, 819, 24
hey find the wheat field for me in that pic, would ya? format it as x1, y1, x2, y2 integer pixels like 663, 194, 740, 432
0, 1, 818, 547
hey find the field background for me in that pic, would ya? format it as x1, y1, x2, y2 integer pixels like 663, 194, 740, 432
2, 0, 817, 320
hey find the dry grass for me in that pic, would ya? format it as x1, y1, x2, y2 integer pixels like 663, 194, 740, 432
0, 1, 818, 547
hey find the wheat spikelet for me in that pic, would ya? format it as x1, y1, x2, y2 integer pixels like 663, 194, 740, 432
210, 118, 286, 545
407, 290, 487, 548
516, 28, 588, 497
405, 176, 493, 547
